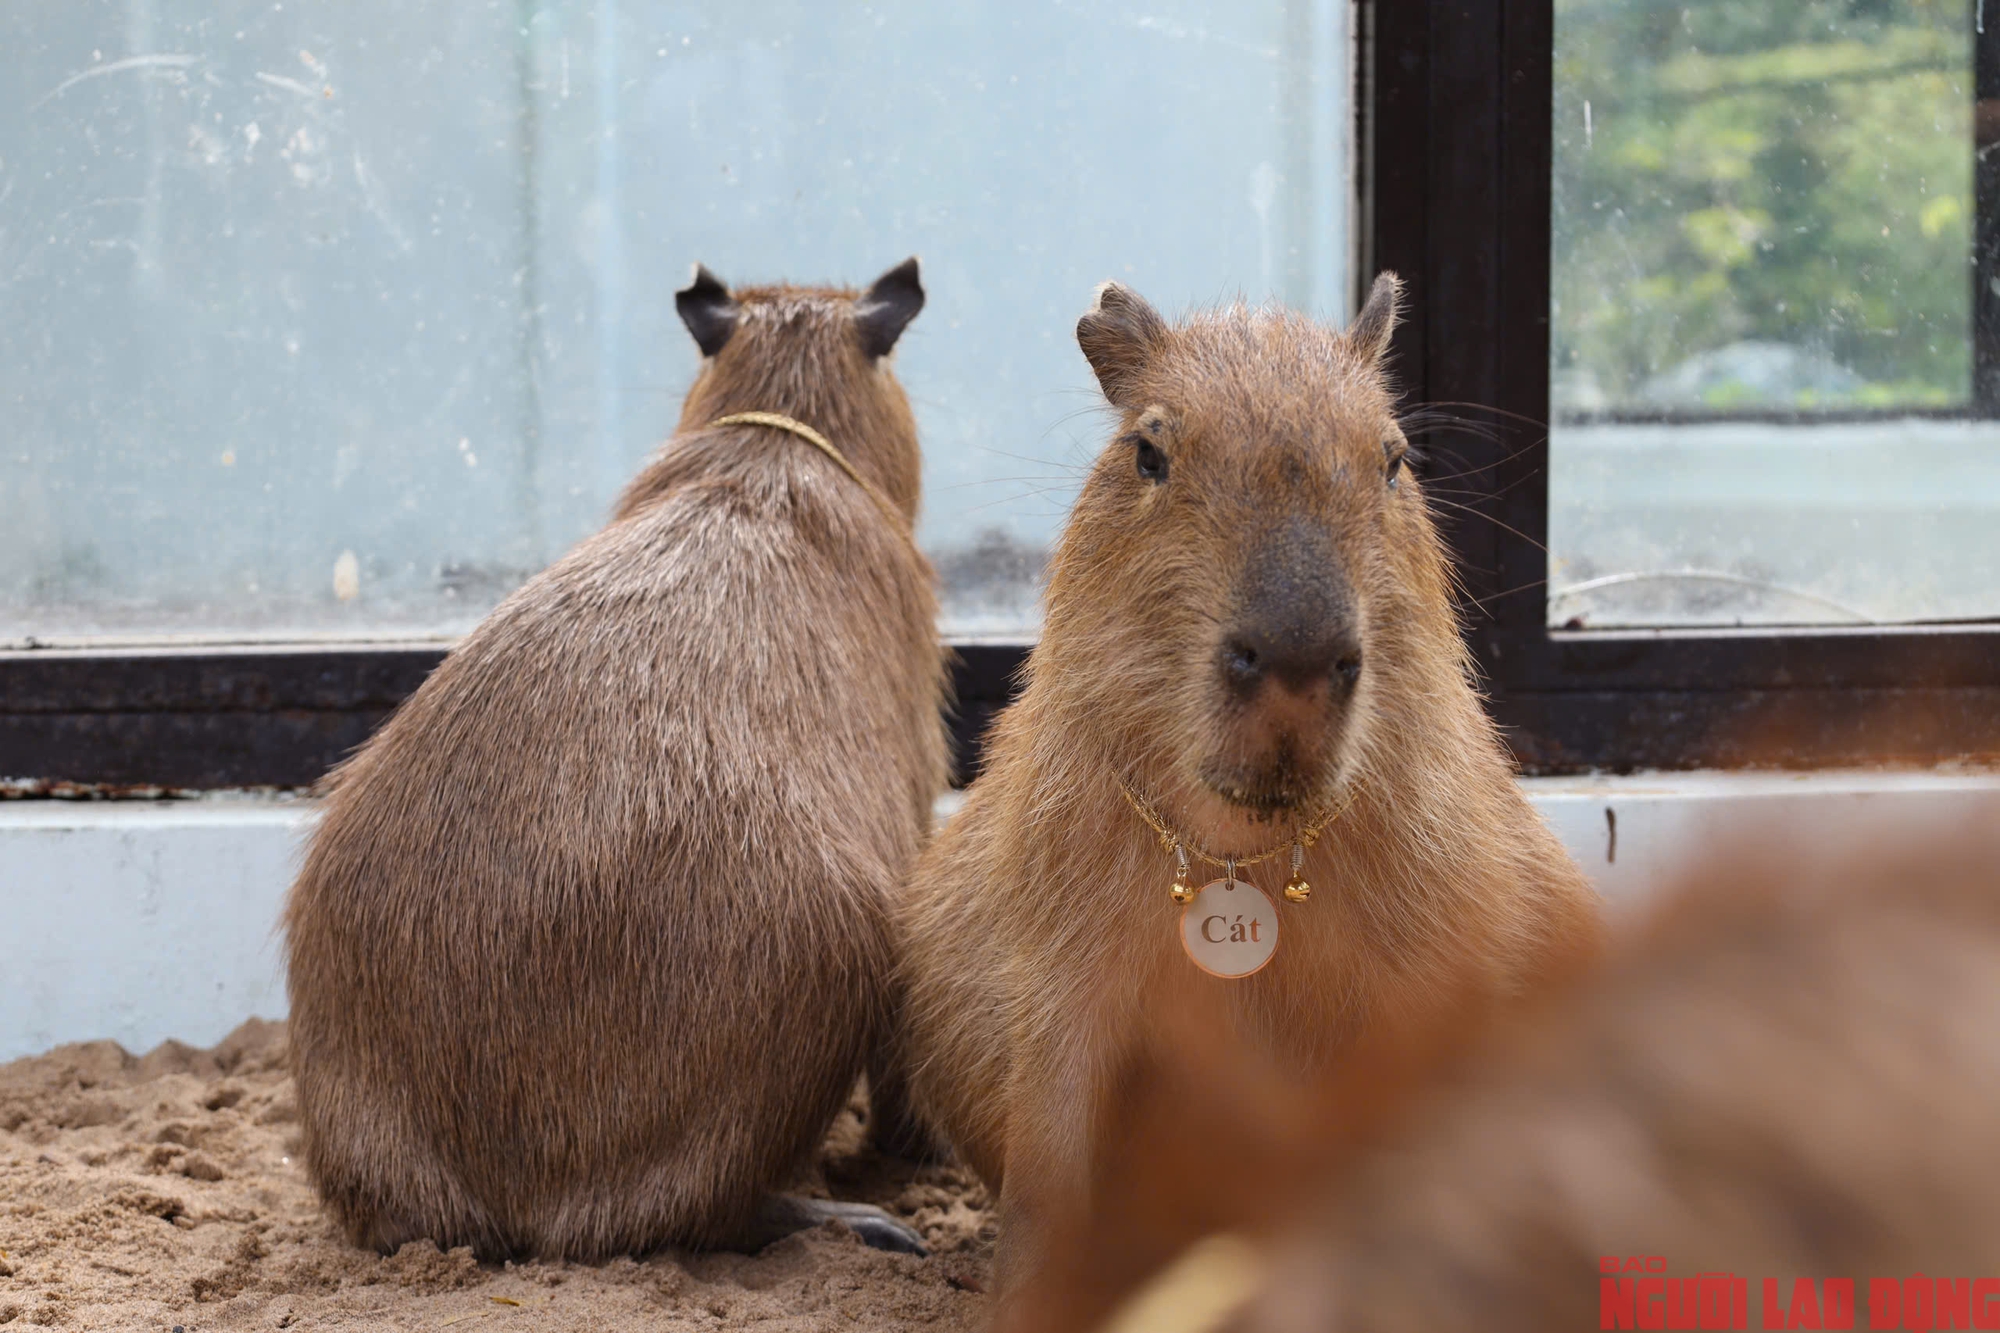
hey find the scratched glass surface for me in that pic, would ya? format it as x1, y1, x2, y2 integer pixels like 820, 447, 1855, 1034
1547, 0, 2000, 628
0, 1, 1350, 646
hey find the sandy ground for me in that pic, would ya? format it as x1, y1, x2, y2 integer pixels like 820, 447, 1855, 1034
0, 1021, 994, 1330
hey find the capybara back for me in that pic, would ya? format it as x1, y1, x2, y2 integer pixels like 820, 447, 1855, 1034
283, 259, 946, 1259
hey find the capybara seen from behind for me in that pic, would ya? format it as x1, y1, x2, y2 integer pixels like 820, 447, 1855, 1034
284, 258, 946, 1260
896, 273, 1602, 1298
1237, 811, 2000, 1332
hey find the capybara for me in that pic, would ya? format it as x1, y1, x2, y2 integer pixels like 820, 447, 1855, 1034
992, 808, 2000, 1333
1237, 810, 2000, 1331
283, 258, 947, 1260
896, 273, 1601, 1298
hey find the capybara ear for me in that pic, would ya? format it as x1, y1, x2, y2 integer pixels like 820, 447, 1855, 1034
854, 257, 925, 359
1076, 282, 1168, 410
676, 264, 738, 358
1348, 270, 1403, 366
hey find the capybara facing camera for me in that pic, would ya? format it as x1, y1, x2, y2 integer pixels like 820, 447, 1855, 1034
282, 259, 946, 1260
896, 273, 1602, 1300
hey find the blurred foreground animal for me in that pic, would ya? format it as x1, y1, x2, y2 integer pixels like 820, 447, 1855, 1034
897, 273, 1601, 1302
1003, 809, 2000, 1333
284, 259, 945, 1259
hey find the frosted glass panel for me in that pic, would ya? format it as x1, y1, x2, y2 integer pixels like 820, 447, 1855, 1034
0, 1, 1350, 645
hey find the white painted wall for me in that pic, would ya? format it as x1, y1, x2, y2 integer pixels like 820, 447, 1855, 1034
6, 771, 2000, 1062
1, 798, 312, 1063
1527, 769, 2000, 909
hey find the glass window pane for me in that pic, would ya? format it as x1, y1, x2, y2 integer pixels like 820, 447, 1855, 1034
1, 1, 1351, 646
1548, 0, 2000, 628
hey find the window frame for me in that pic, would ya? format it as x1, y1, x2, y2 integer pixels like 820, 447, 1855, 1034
1370, 0, 2000, 772
0, 644, 1027, 789
6, 0, 1999, 789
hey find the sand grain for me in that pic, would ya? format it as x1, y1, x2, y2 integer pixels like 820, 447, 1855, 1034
0, 1022, 991, 1330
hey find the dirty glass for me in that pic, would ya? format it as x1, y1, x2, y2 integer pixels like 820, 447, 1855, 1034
1547, 0, 2000, 628
0, 1, 1351, 646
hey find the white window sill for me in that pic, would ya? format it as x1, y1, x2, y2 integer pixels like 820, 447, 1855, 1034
6, 769, 1999, 1062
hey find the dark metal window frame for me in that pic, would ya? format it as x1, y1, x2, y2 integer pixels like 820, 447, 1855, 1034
0, 643, 1027, 790
1370, 0, 2000, 773
5, 0, 1999, 789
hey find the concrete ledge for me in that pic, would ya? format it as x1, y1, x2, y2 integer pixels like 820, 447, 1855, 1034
1528, 769, 2000, 906
7, 770, 2000, 1061
1, 797, 314, 1063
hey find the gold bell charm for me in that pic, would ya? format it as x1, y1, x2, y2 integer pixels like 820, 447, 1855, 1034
1283, 842, 1311, 904
1170, 844, 1196, 905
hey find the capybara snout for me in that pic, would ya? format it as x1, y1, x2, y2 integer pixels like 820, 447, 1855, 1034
1220, 516, 1363, 698
1211, 516, 1367, 810
1063, 275, 1412, 817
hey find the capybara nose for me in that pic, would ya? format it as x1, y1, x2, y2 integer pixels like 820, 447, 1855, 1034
1220, 622, 1362, 698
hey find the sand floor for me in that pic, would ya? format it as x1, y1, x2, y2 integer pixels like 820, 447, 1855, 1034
0, 1021, 994, 1330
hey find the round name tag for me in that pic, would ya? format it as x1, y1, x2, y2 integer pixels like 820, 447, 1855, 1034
1179, 878, 1280, 978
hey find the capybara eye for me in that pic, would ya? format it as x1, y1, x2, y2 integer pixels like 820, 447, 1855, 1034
1384, 439, 1407, 489
1134, 437, 1168, 483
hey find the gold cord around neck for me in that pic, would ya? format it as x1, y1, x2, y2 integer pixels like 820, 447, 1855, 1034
1118, 779, 1360, 907
709, 411, 910, 537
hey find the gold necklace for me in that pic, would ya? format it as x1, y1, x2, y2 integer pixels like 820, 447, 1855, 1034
1118, 780, 1360, 906
709, 411, 912, 540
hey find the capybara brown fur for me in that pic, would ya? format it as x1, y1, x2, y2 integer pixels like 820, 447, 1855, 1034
896, 273, 1601, 1298
283, 258, 947, 1260
1237, 809, 2000, 1331
991, 809, 2000, 1333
